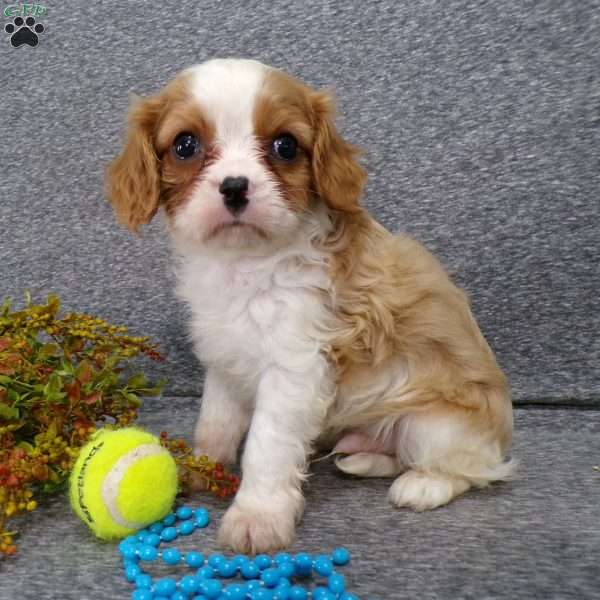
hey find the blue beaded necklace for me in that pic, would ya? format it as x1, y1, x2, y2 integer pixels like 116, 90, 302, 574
120, 505, 360, 600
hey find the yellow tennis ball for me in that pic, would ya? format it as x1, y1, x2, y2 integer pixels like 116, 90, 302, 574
69, 427, 178, 540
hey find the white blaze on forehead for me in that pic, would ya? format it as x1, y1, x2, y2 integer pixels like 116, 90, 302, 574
184, 58, 269, 146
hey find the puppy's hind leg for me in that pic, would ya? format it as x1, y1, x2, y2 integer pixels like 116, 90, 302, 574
335, 453, 405, 477
389, 401, 515, 511
332, 429, 406, 477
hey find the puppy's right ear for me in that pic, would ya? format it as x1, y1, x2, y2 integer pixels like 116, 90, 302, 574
106, 94, 165, 232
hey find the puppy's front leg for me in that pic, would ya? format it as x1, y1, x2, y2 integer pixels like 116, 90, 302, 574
218, 364, 327, 553
194, 367, 252, 465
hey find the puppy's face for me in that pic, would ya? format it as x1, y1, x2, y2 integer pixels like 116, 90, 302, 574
107, 59, 365, 252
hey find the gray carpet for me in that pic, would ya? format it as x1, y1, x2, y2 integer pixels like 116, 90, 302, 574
1, 1, 599, 598
2, 403, 599, 600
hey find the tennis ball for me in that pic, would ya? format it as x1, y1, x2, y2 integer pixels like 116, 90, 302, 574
69, 427, 177, 540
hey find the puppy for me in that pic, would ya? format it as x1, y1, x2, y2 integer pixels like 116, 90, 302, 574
107, 58, 514, 553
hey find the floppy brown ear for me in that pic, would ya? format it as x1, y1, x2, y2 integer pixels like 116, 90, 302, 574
310, 91, 366, 213
106, 94, 165, 232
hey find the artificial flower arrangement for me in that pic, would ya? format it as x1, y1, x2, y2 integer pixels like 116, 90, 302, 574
0, 293, 238, 556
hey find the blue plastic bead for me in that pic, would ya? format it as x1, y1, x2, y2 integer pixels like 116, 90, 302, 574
312, 588, 335, 600
125, 563, 141, 582
160, 526, 178, 542
224, 583, 247, 600
331, 547, 350, 566
162, 547, 181, 565
251, 589, 274, 600
287, 586, 307, 600
313, 555, 333, 577
186, 551, 205, 568
180, 574, 200, 595
232, 554, 250, 569
245, 580, 263, 592
198, 565, 216, 579
149, 522, 164, 534
195, 508, 210, 528
119, 542, 137, 559
177, 505, 194, 520
275, 578, 291, 590
124, 534, 139, 545
241, 561, 260, 580
136, 529, 150, 542
131, 590, 153, 600
218, 560, 238, 578
192, 596, 208, 600
162, 512, 176, 526
134, 574, 153, 589
261, 568, 282, 588
328, 573, 346, 594
293, 553, 313, 576
179, 519, 196, 535
172, 593, 187, 600
273, 586, 290, 600
208, 553, 226, 568
123, 558, 138, 570
274, 552, 293, 566
278, 561, 295, 579
340, 594, 359, 600
255, 554, 272, 570
153, 597, 170, 600
200, 578, 222, 598
143, 533, 161, 547
155, 578, 177, 596
138, 545, 158, 562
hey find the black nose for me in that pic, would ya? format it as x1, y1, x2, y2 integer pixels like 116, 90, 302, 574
219, 176, 249, 215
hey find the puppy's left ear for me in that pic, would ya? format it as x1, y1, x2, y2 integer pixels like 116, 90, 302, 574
310, 91, 366, 213
106, 94, 165, 232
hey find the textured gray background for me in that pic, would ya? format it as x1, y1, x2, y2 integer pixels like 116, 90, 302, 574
1, 0, 599, 403
2, 404, 600, 600
1, 1, 599, 598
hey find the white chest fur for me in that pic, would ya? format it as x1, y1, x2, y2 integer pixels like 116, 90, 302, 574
175, 242, 332, 390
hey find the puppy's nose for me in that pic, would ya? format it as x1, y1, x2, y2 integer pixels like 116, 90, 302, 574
219, 176, 249, 215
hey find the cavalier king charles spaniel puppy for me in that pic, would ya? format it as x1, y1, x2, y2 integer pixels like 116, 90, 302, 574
107, 58, 514, 553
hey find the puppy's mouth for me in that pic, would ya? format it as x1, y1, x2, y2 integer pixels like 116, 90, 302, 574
207, 220, 268, 241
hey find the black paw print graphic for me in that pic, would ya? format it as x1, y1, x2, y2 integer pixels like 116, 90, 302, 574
4, 16, 45, 47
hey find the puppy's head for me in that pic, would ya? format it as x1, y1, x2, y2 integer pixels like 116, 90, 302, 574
106, 59, 366, 251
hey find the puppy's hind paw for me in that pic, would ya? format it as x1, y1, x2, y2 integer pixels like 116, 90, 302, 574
335, 452, 405, 477
389, 470, 470, 511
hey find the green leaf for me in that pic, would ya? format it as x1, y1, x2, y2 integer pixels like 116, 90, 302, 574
43, 373, 63, 397
38, 343, 61, 359
47, 294, 60, 315
126, 373, 147, 389
0, 297, 11, 316
46, 391, 67, 404
0, 402, 19, 419
123, 392, 142, 407
16, 440, 34, 453
58, 360, 74, 375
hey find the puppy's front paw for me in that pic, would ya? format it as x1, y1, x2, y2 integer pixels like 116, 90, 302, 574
217, 501, 296, 554
389, 470, 470, 511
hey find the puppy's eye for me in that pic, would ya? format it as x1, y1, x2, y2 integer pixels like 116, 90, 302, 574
173, 133, 201, 160
271, 134, 298, 161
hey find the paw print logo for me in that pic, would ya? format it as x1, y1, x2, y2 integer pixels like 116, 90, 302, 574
4, 16, 45, 48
